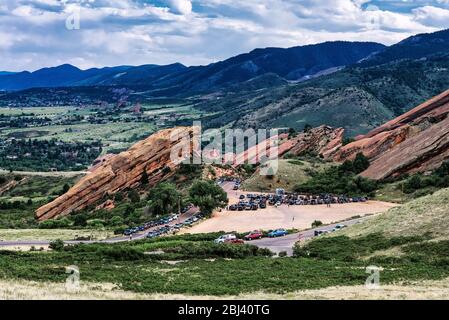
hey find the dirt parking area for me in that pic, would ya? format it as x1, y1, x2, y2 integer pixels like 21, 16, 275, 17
183, 182, 398, 234
184, 200, 397, 233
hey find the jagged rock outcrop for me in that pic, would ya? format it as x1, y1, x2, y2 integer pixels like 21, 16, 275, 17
333, 89, 449, 179
36, 127, 195, 221
280, 125, 345, 159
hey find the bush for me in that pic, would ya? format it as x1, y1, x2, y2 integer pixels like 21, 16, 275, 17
38, 218, 71, 229
128, 190, 140, 203
87, 219, 105, 229
73, 214, 88, 227
293, 153, 376, 196
110, 216, 124, 226
49, 239, 65, 251
164, 242, 273, 259
311, 220, 323, 228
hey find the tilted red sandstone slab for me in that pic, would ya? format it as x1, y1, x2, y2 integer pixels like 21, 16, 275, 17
35, 127, 195, 221
361, 116, 449, 180
333, 89, 449, 167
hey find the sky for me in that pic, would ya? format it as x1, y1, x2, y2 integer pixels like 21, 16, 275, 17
1, 0, 449, 72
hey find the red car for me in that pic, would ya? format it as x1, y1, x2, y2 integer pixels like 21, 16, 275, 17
244, 231, 264, 241
225, 239, 245, 244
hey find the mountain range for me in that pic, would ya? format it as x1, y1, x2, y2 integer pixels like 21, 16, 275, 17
0, 41, 384, 92
2, 29, 449, 137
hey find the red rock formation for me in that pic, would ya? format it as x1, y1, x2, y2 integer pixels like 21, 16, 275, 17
361, 116, 449, 179
333, 89, 449, 179
280, 125, 345, 159
36, 127, 195, 221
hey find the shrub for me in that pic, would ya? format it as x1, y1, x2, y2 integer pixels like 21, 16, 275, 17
311, 220, 323, 228
49, 239, 65, 251
73, 214, 88, 227
38, 218, 71, 229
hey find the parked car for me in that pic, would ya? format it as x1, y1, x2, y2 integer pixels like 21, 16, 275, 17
332, 224, 347, 232
314, 230, 330, 237
123, 229, 133, 236
147, 231, 160, 238
268, 229, 288, 238
244, 231, 264, 241
214, 234, 237, 244
229, 205, 237, 211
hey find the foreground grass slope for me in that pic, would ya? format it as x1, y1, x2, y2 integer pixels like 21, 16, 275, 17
336, 187, 449, 239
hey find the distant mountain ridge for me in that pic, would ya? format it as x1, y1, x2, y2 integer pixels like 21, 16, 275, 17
0, 41, 385, 92
360, 28, 449, 67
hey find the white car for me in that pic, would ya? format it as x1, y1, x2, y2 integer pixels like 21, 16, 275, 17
214, 234, 237, 244
332, 224, 347, 232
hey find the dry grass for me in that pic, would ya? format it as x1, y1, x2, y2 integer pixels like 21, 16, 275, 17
335, 187, 449, 239
241, 159, 332, 192
0, 229, 113, 241
3, 278, 449, 300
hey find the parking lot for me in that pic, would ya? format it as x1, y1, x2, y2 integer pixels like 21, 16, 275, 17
183, 182, 397, 234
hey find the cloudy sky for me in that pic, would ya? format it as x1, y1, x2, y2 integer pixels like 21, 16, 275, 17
1, 0, 449, 71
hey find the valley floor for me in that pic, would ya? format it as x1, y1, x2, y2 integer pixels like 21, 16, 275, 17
3, 278, 449, 300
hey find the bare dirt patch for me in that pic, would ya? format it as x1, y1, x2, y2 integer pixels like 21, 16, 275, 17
183, 201, 397, 234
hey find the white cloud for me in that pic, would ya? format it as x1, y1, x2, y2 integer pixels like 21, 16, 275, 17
413, 5, 449, 28
166, 0, 192, 15
0, 0, 448, 72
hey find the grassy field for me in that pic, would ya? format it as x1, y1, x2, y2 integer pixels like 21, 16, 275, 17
0, 107, 72, 116
334, 187, 449, 239
0, 229, 113, 241
0, 174, 80, 229
241, 159, 333, 192
0, 122, 157, 153
1, 217, 449, 298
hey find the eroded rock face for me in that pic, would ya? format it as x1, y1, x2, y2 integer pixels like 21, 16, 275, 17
36, 127, 194, 221
280, 125, 345, 159
336, 89, 449, 179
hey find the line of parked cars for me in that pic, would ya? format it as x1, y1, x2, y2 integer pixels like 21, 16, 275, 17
123, 214, 179, 236
123, 204, 198, 237
146, 212, 205, 239
228, 193, 368, 211
229, 194, 268, 211
214, 228, 289, 244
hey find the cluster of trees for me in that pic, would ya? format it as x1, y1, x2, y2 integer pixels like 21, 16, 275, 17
294, 153, 377, 196
0, 116, 52, 128
147, 180, 228, 216
403, 161, 449, 194
0, 139, 102, 171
